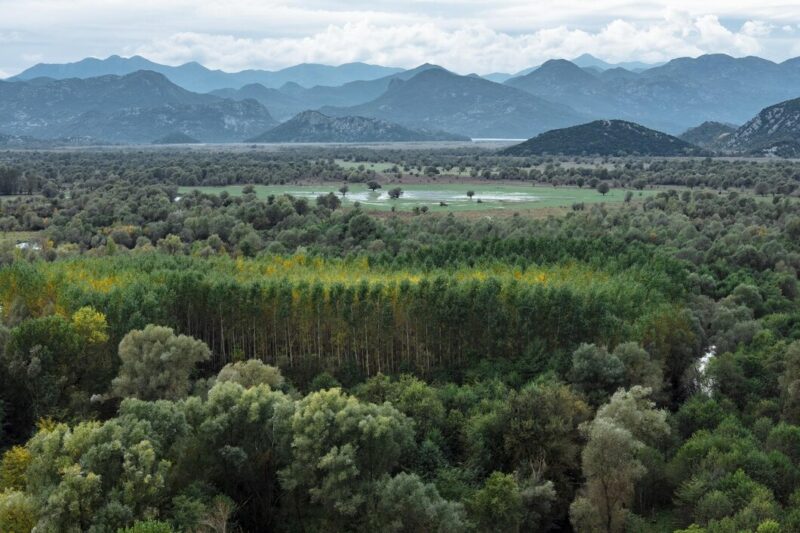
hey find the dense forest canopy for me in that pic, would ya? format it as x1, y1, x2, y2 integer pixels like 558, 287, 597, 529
1, 147, 800, 532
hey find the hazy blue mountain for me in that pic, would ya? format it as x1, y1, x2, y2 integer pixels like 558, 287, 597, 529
679, 121, 737, 149
249, 110, 468, 143
504, 54, 800, 133
482, 72, 514, 83
12, 55, 404, 92
724, 97, 800, 156
570, 53, 661, 72
0, 71, 277, 142
323, 68, 587, 139
505, 60, 620, 117
277, 64, 443, 110
210, 84, 305, 121
485, 54, 660, 82
502, 120, 705, 156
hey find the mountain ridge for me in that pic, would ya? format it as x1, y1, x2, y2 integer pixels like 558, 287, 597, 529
323, 68, 588, 139
12, 55, 404, 92
502, 119, 706, 156
248, 110, 468, 143
0, 70, 277, 142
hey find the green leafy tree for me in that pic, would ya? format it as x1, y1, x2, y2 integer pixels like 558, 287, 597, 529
371, 472, 468, 532
570, 387, 669, 533
111, 325, 210, 401
469, 472, 524, 532
215, 359, 284, 389
279, 388, 414, 529
569, 344, 625, 406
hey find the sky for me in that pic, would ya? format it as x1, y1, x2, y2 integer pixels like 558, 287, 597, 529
1, 1, 800, 78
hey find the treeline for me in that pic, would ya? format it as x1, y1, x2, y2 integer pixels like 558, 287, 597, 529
0, 254, 672, 383
3, 148, 800, 192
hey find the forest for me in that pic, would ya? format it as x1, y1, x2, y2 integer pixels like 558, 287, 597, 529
1, 148, 800, 532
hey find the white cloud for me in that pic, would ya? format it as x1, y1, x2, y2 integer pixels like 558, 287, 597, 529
133, 14, 778, 74
0, 1, 798, 75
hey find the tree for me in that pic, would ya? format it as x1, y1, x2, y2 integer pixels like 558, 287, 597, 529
388, 187, 404, 199
467, 190, 475, 200
497, 381, 590, 520
0, 166, 21, 196
612, 342, 663, 394
569, 344, 625, 406
339, 184, 349, 197
597, 182, 610, 196
110, 325, 210, 401
754, 182, 769, 196
570, 387, 669, 533
371, 473, 467, 532
469, 472, 524, 532
279, 388, 414, 529
367, 181, 382, 192
216, 359, 284, 389
0, 446, 31, 491
0, 490, 36, 533
781, 341, 800, 423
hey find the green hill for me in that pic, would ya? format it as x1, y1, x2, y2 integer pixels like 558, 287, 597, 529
679, 121, 736, 149
503, 120, 706, 156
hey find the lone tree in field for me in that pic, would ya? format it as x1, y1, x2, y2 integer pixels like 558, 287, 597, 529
467, 190, 475, 200
339, 185, 349, 198
367, 181, 382, 192
388, 187, 404, 199
597, 182, 610, 196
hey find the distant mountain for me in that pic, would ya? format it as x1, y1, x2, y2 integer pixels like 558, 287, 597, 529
0, 71, 277, 142
277, 64, 442, 111
724, 98, 800, 156
570, 54, 661, 72
505, 60, 619, 117
210, 84, 305, 121
152, 132, 201, 145
484, 54, 660, 83
502, 120, 706, 156
504, 54, 800, 133
12, 55, 404, 92
248, 110, 467, 143
324, 68, 587, 139
679, 121, 737, 149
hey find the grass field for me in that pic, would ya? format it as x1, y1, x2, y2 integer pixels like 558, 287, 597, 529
179, 183, 656, 212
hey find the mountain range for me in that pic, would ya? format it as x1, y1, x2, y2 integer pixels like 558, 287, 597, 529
322, 67, 587, 139
10, 55, 403, 92
248, 110, 467, 143
5, 53, 800, 148
0, 71, 277, 142
503, 54, 800, 133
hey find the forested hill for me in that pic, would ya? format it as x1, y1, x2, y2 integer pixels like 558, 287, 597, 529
679, 121, 737, 149
502, 120, 706, 156
248, 110, 468, 142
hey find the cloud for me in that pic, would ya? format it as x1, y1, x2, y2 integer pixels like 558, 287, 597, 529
0, 1, 798, 75
133, 14, 776, 74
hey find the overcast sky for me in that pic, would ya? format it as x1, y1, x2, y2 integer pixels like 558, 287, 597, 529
1, 0, 800, 78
